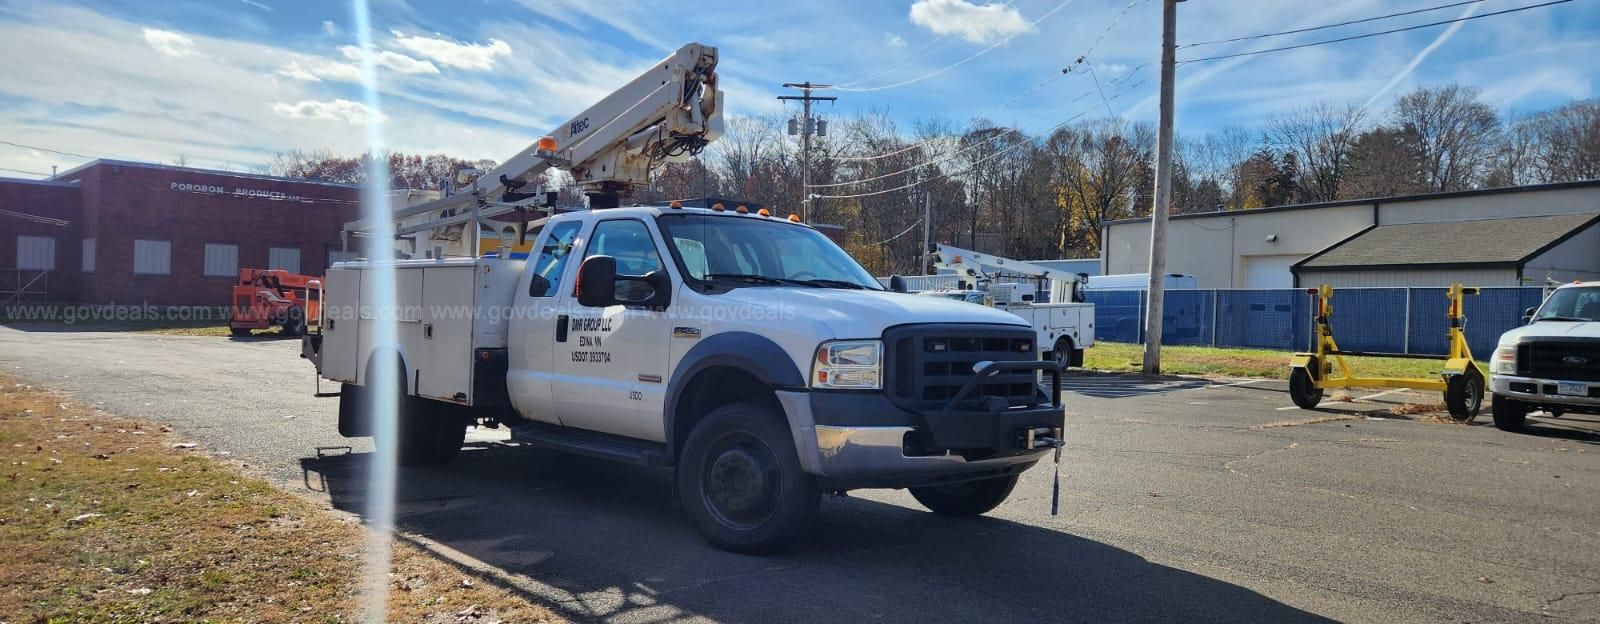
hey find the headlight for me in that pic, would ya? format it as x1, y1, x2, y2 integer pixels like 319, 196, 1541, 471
811, 340, 882, 389
1491, 346, 1517, 375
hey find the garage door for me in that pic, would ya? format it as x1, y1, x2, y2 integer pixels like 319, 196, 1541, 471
1244, 255, 1301, 289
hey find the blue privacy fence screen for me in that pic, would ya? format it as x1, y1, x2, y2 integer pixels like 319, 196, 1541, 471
1084, 287, 1546, 357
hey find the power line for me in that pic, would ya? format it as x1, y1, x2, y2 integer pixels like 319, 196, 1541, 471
1180, 0, 1574, 63
834, 1, 1018, 88
0, 140, 96, 161
870, 217, 924, 245
832, 0, 1080, 92
809, 67, 1147, 189
1182, 0, 1487, 48
814, 70, 1156, 200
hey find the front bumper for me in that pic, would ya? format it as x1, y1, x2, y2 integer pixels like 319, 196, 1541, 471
1492, 374, 1600, 409
776, 361, 1066, 489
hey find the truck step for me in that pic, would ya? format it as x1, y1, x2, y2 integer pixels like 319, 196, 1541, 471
509, 421, 671, 468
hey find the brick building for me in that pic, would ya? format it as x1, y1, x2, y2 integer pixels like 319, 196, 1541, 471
1, 160, 422, 306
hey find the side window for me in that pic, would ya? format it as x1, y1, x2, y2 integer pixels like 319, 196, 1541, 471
584, 220, 664, 276
528, 222, 582, 297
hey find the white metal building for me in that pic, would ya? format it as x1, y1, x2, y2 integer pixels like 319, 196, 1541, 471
1100, 180, 1600, 288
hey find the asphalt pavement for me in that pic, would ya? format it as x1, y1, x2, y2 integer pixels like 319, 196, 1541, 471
2, 325, 1597, 623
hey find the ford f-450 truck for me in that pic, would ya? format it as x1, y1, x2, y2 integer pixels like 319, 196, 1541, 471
1490, 281, 1600, 431
302, 205, 1066, 552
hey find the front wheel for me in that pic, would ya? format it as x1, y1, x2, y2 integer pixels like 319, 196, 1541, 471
1445, 369, 1484, 422
1289, 367, 1323, 409
910, 474, 1021, 516
1491, 394, 1527, 432
677, 401, 819, 554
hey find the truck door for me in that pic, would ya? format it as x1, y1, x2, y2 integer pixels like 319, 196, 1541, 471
508, 220, 584, 426
552, 217, 675, 442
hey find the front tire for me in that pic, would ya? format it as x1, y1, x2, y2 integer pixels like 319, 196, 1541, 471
1445, 369, 1484, 422
677, 401, 819, 554
910, 474, 1021, 516
1289, 367, 1323, 409
1491, 394, 1528, 432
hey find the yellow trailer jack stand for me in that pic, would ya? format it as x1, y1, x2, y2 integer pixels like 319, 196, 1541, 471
1288, 283, 1486, 421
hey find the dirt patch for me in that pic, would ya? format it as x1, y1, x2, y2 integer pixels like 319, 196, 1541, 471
0, 376, 562, 622
1254, 414, 1364, 429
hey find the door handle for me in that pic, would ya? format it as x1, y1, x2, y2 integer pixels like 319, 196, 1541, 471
423, 323, 433, 339
556, 315, 569, 343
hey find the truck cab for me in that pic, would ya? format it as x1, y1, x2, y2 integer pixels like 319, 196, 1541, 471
1490, 281, 1600, 431
309, 204, 1068, 552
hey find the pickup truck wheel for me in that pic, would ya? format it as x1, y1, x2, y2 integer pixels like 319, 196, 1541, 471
910, 474, 1021, 516
677, 402, 819, 553
1289, 367, 1323, 409
1491, 394, 1528, 432
1445, 369, 1484, 422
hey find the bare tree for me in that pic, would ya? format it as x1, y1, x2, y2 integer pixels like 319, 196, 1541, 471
1390, 85, 1501, 191
1525, 99, 1600, 183
1264, 102, 1366, 203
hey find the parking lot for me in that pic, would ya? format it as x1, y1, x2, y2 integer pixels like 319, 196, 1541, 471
3, 325, 1597, 623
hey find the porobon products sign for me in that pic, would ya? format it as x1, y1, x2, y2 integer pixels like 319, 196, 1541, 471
170, 181, 303, 201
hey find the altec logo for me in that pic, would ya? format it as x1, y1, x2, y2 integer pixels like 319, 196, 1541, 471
170, 181, 303, 202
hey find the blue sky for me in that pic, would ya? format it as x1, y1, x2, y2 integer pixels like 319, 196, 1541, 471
1, 0, 1596, 177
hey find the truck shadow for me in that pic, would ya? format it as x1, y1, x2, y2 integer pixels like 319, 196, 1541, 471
301, 444, 1333, 624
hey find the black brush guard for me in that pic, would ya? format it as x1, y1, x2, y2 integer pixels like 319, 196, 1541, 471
918, 360, 1065, 453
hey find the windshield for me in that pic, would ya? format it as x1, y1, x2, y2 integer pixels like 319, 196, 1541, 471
656, 214, 883, 290
1534, 286, 1600, 321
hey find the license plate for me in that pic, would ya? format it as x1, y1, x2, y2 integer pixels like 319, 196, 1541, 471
1557, 381, 1588, 396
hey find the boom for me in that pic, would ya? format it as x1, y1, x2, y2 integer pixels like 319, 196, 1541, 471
932, 244, 1086, 304
344, 42, 723, 250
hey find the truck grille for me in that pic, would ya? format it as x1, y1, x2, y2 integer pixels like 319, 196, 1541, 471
1518, 340, 1600, 382
885, 324, 1041, 411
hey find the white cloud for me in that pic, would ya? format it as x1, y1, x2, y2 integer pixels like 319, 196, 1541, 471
238, 0, 272, 11
908, 0, 1031, 44
390, 30, 511, 71
142, 28, 195, 58
321, 20, 338, 36
272, 99, 385, 124
887, 33, 907, 48
276, 57, 360, 82
338, 45, 439, 75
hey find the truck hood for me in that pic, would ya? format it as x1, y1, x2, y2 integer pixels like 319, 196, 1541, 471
1498, 321, 1600, 344
713, 287, 1028, 338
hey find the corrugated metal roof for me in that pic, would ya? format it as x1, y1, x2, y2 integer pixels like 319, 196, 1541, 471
1296, 213, 1600, 270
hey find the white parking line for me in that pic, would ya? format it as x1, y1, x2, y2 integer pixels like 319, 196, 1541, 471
1357, 388, 1409, 401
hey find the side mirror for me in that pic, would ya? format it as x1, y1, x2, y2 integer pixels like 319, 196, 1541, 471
889, 275, 907, 293
1522, 307, 1537, 324
576, 256, 617, 307
616, 270, 673, 309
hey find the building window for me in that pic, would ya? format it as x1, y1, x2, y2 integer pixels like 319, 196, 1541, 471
268, 247, 301, 274
203, 243, 239, 277
17, 235, 55, 270
134, 239, 171, 275
82, 238, 95, 273
327, 250, 358, 267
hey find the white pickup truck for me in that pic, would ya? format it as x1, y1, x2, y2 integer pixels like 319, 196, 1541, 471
1490, 281, 1600, 431
302, 204, 1066, 552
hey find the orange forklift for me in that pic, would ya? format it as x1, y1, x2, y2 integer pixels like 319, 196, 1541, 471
229, 269, 321, 337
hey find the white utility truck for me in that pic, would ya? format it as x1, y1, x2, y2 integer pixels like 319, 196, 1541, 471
931, 244, 1095, 369
302, 43, 1067, 553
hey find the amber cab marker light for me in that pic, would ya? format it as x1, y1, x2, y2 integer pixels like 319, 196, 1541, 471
669, 200, 682, 209
788, 214, 801, 222
736, 205, 749, 214
757, 208, 771, 217
711, 203, 725, 211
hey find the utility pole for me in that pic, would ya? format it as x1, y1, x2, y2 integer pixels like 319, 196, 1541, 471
778, 82, 835, 222
921, 186, 932, 274
1143, 0, 1179, 375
